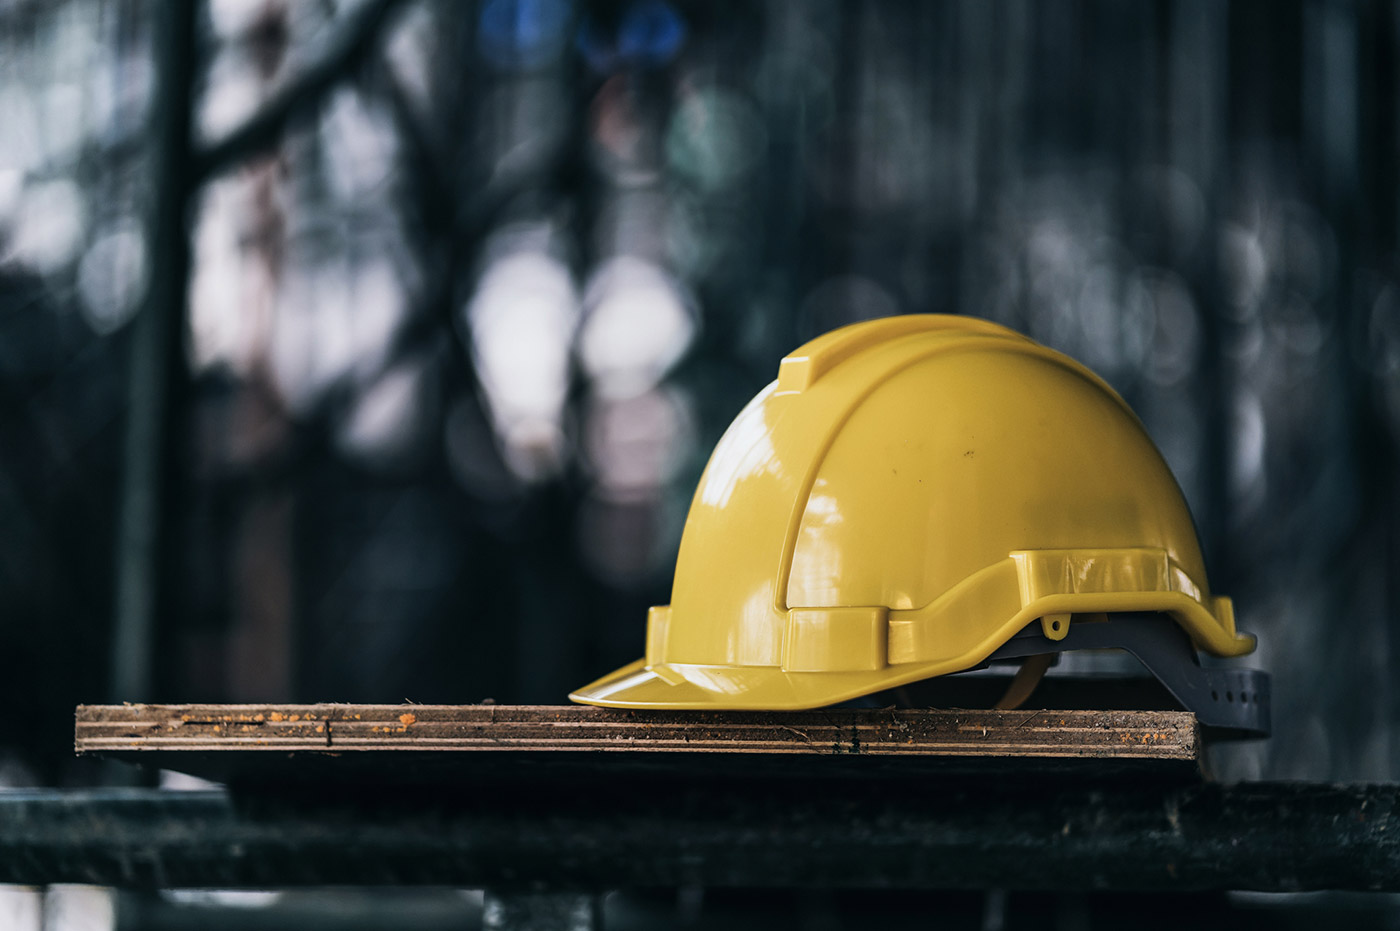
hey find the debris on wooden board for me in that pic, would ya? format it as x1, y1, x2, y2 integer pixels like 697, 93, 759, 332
76, 702, 1204, 786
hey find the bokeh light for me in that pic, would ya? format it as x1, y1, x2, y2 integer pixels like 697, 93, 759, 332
467, 240, 579, 480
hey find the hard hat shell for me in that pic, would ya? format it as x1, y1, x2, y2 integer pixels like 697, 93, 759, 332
571, 314, 1255, 710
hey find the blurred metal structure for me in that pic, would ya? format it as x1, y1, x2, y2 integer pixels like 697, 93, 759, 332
110, 0, 196, 707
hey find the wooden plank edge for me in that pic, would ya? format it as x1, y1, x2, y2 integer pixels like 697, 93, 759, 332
76, 704, 1200, 761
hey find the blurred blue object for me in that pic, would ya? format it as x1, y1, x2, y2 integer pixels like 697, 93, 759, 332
579, 0, 686, 72
478, 0, 575, 70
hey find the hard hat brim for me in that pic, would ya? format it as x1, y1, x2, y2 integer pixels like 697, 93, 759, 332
570, 596, 1257, 711
569, 657, 991, 711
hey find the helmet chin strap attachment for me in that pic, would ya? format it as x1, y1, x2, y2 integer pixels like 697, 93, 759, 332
991, 653, 1055, 711
979, 613, 1272, 737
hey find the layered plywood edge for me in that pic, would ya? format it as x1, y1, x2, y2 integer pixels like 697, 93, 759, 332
77, 703, 1200, 769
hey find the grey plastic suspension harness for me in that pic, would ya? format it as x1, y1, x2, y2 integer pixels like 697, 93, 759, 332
981, 613, 1271, 737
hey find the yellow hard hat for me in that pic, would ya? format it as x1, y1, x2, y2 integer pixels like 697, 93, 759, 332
571, 314, 1269, 734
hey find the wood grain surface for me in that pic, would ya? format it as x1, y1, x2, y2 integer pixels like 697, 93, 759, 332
77, 702, 1198, 759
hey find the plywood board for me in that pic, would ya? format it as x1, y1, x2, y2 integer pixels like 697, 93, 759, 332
76, 703, 1202, 786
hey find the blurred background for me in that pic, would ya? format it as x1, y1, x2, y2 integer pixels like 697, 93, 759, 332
0, 0, 1398, 851
4, 0, 1400, 788
6, 0, 1400, 926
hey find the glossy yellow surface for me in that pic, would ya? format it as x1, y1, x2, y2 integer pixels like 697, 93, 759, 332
570, 315, 1254, 710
